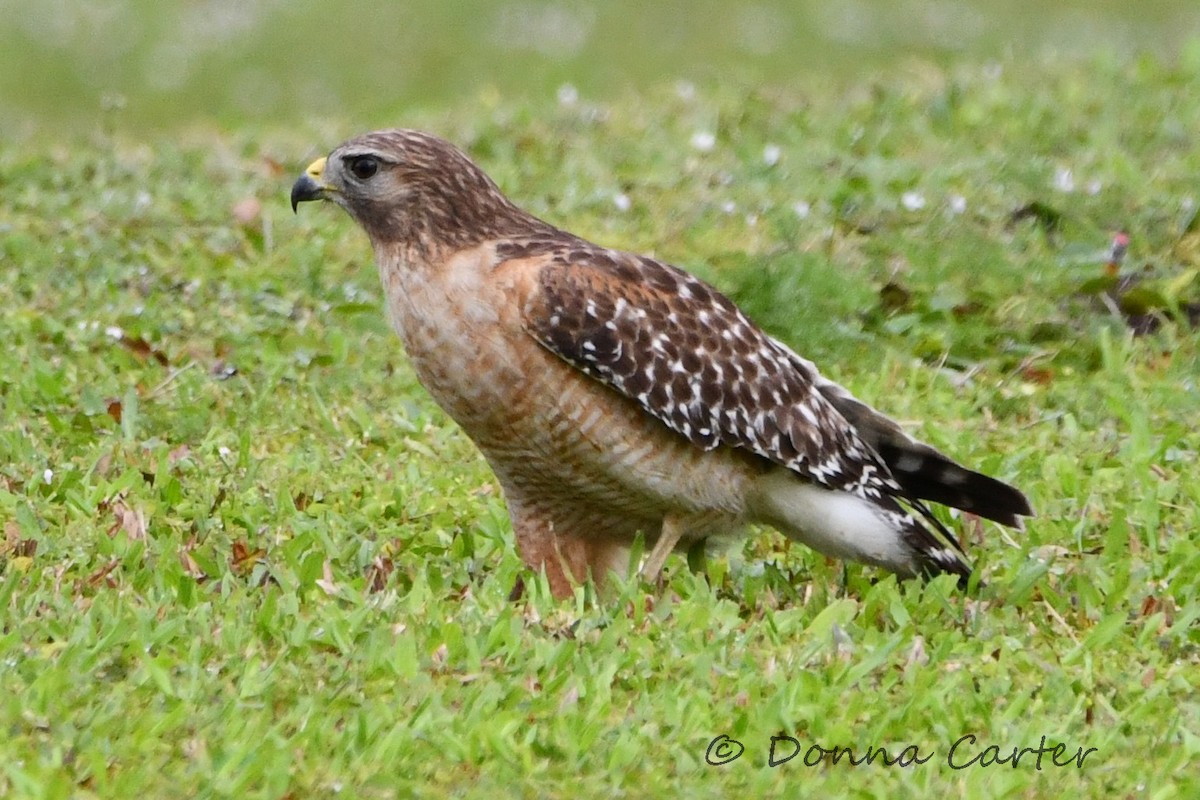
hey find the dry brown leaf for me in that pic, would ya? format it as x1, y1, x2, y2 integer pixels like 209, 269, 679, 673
365, 555, 394, 593
229, 539, 266, 576
115, 333, 170, 366
107, 497, 148, 541
94, 452, 114, 478
180, 539, 205, 579
1020, 365, 1055, 385
430, 643, 449, 668
85, 559, 120, 588
315, 559, 338, 595
906, 635, 929, 669
3, 521, 21, 552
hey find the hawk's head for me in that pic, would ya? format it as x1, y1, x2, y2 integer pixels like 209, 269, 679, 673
291, 129, 537, 251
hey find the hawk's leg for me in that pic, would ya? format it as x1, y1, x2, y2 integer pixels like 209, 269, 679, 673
508, 497, 631, 599
641, 513, 686, 587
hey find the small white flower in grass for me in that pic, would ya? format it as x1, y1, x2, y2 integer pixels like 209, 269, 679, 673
105, 325, 124, 339
720, 200, 736, 214
218, 446, 232, 458
949, 194, 967, 215
675, 81, 696, 101
792, 201, 811, 218
43, 469, 53, 484
690, 131, 715, 152
762, 144, 781, 166
1087, 179, 1102, 195
612, 192, 631, 212
1054, 167, 1075, 192
901, 191, 926, 211
556, 83, 578, 106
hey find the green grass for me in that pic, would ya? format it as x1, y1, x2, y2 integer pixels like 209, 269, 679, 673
2, 57, 1199, 798
1, 0, 1195, 135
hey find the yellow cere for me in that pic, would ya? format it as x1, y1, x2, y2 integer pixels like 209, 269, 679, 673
305, 157, 327, 180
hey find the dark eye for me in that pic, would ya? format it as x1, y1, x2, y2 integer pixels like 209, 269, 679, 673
347, 156, 378, 181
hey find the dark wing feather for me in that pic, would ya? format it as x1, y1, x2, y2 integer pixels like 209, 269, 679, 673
517, 241, 898, 501
813, 381, 1034, 526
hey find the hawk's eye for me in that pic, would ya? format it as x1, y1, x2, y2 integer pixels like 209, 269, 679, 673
347, 156, 379, 181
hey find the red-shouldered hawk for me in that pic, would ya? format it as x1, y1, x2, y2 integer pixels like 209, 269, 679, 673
291, 129, 1032, 599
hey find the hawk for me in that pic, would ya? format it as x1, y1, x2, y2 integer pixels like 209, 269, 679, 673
291, 129, 1032, 599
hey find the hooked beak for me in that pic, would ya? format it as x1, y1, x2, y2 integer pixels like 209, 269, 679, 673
290, 156, 329, 212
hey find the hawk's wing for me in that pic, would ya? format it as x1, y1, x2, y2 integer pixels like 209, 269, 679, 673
512, 237, 1031, 534
514, 239, 900, 503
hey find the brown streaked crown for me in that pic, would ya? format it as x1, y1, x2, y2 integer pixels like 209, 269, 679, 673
322, 129, 556, 253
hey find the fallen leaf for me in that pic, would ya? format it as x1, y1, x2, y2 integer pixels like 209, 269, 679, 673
114, 332, 170, 366
906, 635, 928, 668
107, 497, 148, 541
85, 559, 120, 588
430, 643, 449, 668
3, 520, 20, 550
1033, 545, 1070, 563
315, 559, 338, 595
229, 539, 266, 576
94, 452, 114, 478
180, 539, 205, 579
365, 555, 394, 593
1019, 365, 1055, 385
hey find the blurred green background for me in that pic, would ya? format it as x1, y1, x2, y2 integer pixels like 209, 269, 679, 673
1, 0, 1197, 136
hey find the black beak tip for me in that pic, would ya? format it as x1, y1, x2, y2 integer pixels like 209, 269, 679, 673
290, 174, 322, 214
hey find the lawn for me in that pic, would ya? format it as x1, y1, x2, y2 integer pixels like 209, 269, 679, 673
2, 55, 1199, 798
